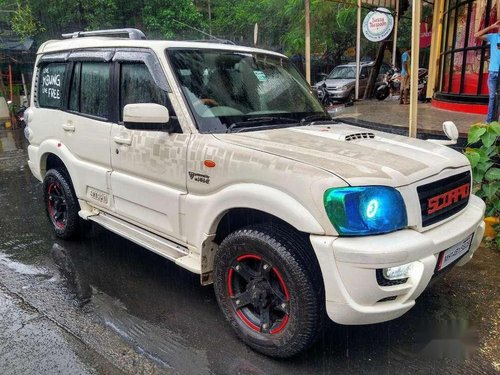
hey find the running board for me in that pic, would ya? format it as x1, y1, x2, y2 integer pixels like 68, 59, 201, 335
88, 212, 189, 263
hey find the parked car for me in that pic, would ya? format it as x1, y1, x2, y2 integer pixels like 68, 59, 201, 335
25, 29, 485, 358
313, 61, 392, 102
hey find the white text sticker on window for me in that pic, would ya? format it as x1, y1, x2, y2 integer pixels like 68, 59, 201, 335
253, 70, 268, 82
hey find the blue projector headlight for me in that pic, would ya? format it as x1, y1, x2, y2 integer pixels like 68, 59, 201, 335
324, 186, 407, 236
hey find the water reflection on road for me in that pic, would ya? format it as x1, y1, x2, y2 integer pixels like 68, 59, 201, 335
0, 127, 497, 374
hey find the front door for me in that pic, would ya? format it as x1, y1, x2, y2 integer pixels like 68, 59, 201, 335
110, 61, 189, 240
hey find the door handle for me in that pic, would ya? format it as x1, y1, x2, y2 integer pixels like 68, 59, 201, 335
113, 135, 132, 145
61, 123, 75, 132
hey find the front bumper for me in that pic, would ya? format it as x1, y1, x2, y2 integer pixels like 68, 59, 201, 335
315, 88, 349, 100
310, 195, 485, 325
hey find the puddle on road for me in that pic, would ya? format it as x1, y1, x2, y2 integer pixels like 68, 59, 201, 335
94, 291, 211, 374
0, 252, 50, 277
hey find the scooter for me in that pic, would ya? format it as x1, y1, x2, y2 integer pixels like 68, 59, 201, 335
375, 69, 399, 101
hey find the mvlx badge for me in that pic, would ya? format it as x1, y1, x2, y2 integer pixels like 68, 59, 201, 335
189, 171, 210, 184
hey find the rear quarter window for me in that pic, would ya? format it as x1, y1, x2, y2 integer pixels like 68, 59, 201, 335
38, 63, 67, 109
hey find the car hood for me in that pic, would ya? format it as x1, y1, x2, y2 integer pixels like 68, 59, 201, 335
316, 78, 354, 88
214, 123, 470, 187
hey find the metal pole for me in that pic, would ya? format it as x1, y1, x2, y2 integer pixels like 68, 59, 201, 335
208, 0, 212, 36
21, 73, 28, 105
392, 0, 399, 67
305, 0, 311, 84
409, 0, 421, 138
8, 64, 13, 102
355, 0, 361, 100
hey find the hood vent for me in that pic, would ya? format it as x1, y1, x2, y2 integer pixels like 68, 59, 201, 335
345, 132, 376, 141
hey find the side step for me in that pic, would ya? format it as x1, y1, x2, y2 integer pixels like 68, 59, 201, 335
87, 212, 189, 263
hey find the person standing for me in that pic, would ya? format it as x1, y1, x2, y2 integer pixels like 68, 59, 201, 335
400, 48, 411, 105
475, 20, 500, 123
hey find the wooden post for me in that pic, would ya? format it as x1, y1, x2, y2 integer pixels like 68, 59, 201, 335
305, 0, 311, 84
392, 0, 399, 67
409, 0, 421, 138
355, 0, 361, 99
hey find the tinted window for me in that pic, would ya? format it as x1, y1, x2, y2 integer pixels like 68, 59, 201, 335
39, 63, 66, 108
120, 63, 172, 120
69, 62, 80, 112
80, 62, 110, 118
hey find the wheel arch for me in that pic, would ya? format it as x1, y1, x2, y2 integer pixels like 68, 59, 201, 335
40, 152, 68, 178
197, 191, 326, 284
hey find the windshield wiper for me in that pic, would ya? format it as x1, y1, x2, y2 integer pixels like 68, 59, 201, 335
227, 117, 299, 133
300, 114, 332, 125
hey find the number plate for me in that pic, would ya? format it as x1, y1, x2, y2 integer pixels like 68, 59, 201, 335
437, 234, 473, 272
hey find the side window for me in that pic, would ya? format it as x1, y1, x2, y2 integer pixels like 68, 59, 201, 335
38, 63, 67, 108
361, 67, 368, 78
80, 62, 110, 118
69, 62, 80, 112
120, 62, 177, 124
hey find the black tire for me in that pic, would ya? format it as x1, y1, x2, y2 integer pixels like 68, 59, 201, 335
43, 168, 80, 239
348, 90, 355, 103
214, 223, 324, 358
375, 88, 389, 101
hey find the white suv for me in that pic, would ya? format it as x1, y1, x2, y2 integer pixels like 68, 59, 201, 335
25, 29, 485, 358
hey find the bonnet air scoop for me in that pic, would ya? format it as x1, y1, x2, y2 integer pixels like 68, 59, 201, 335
344, 132, 376, 141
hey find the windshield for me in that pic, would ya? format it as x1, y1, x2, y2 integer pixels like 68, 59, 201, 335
167, 49, 327, 133
328, 66, 356, 79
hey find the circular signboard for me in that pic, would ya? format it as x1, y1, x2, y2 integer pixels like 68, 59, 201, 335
362, 7, 394, 42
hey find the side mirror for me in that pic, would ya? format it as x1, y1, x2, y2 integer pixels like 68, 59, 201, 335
319, 73, 328, 78
123, 103, 171, 131
426, 121, 459, 146
443, 121, 459, 141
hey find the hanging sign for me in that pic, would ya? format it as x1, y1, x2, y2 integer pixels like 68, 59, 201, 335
362, 7, 394, 42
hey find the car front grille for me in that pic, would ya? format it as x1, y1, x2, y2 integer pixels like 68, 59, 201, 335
417, 171, 471, 227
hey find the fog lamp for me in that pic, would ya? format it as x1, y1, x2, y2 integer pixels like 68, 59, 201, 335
382, 262, 417, 280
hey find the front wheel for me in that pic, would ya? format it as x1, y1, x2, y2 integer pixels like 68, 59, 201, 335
375, 87, 389, 100
43, 169, 81, 239
214, 224, 324, 358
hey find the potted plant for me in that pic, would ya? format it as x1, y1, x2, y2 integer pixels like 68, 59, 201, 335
464, 122, 500, 249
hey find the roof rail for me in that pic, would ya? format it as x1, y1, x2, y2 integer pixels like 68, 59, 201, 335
61, 28, 146, 40
188, 39, 236, 45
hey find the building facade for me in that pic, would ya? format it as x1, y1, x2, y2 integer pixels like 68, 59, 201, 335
429, 0, 498, 113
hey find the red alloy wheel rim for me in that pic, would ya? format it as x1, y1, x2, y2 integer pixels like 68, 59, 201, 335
227, 253, 290, 335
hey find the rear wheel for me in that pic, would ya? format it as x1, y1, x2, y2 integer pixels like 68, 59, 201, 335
214, 223, 324, 358
43, 169, 80, 239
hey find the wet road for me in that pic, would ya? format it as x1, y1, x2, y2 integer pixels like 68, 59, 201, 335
0, 127, 498, 374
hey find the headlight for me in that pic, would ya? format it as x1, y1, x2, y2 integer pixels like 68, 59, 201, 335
323, 186, 407, 236
341, 85, 349, 90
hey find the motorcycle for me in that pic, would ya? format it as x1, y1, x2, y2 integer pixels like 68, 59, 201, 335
14, 105, 27, 129
375, 69, 401, 101
375, 68, 428, 102
316, 83, 335, 107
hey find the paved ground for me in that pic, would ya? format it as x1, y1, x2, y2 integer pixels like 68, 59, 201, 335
332, 98, 485, 136
0, 127, 499, 374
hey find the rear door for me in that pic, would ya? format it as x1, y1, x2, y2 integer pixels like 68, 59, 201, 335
44, 54, 114, 209
109, 51, 190, 240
